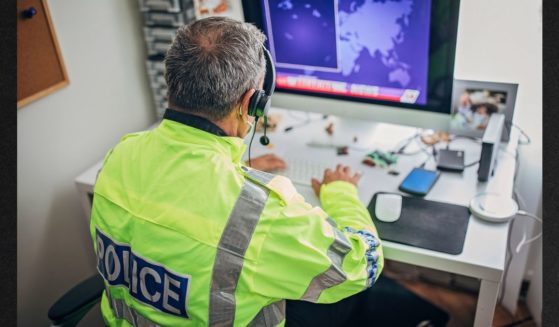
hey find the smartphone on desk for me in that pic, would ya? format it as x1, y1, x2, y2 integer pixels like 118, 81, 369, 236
398, 167, 440, 196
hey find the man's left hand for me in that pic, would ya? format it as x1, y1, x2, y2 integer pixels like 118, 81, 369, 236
249, 154, 287, 172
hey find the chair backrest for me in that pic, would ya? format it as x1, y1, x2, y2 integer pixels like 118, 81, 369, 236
48, 274, 105, 326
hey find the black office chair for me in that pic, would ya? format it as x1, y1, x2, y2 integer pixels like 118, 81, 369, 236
48, 275, 449, 327
48, 274, 105, 327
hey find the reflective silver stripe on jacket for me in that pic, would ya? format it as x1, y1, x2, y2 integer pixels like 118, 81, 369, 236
209, 178, 270, 326
106, 289, 161, 327
242, 166, 275, 185
326, 216, 338, 228
247, 300, 286, 327
301, 220, 352, 302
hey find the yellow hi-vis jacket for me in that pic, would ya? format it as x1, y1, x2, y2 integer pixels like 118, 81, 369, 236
90, 116, 384, 327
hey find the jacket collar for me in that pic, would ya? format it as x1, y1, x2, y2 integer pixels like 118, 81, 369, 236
158, 109, 246, 163
163, 109, 228, 137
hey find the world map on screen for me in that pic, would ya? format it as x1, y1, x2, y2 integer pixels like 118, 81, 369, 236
263, 0, 432, 104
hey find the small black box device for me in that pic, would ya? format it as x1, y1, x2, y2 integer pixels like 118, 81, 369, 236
437, 149, 465, 172
478, 114, 505, 181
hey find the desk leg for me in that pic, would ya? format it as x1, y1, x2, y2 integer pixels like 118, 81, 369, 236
474, 279, 500, 327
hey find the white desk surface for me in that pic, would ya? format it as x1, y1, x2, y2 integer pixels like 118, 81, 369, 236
76, 107, 519, 283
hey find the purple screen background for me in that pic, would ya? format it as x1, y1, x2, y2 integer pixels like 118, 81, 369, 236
261, 0, 432, 105
266, 0, 339, 69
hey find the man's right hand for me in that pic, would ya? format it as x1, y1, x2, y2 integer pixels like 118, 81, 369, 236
311, 164, 362, 197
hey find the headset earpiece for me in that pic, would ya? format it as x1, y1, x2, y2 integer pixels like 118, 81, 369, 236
247, 90, 266, 117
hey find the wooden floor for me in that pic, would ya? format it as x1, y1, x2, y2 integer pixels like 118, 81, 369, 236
395, 278, 536, 327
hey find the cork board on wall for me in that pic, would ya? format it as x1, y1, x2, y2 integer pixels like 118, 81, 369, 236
17, 0, 69, 108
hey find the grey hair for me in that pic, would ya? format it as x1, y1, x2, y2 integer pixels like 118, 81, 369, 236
164, 17, 266, 121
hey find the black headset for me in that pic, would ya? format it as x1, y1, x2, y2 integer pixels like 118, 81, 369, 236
247, 47, 276, 146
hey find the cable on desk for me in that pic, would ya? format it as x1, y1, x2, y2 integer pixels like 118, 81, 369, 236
415, 137, 435, 157
396, 149, 425, 156
464, 160, 480, 168
504, 120, 531, 145
284, 111, 328, 132
418, 144, 437, 168
445, 135, 482, 150
390, 130, 421, 155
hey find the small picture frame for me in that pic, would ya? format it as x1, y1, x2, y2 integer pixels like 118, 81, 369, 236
194, 0, 232, 19
449, 80, 518, 142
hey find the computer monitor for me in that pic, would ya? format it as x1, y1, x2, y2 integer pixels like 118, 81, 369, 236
242, 0, 461, 130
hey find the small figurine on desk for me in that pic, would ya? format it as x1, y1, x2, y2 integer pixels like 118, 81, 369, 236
325, 122, 334, 135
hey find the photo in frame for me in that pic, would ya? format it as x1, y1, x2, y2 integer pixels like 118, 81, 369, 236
449, 80, 518, 142
194, 0, 233, 18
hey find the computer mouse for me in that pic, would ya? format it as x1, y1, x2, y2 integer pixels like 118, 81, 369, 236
375, 193, 402, 223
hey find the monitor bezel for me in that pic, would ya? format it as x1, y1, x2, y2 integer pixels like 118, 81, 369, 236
242, 0, 461, 115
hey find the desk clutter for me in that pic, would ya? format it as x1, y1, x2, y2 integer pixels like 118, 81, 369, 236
140, 0, 240, 119
362, 150, 398, 168
368, 192, 470, 255
304, 120, 467, 179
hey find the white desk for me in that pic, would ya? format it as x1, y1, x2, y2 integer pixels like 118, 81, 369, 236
76, 107, 519, 327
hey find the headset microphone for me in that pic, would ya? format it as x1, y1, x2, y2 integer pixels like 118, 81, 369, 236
259, 116, 270, 146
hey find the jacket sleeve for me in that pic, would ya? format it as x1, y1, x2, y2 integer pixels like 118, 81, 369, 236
248, 180, 384, 304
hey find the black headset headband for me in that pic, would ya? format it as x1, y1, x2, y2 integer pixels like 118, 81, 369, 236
248, 47, 276, 118
263, 47, 276, 99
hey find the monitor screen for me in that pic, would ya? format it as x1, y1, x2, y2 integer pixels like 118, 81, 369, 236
243, 0, 460, 114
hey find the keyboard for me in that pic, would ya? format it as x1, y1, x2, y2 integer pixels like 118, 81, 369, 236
275, 158, 330, 185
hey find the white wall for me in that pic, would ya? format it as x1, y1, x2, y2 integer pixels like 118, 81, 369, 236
453, 0, 542, 319
17, 1, 155, 326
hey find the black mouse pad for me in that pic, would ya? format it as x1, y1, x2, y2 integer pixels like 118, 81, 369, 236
367, 192, 471, 255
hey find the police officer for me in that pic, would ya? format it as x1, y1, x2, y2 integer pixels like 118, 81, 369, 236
91, 17, 383, 326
